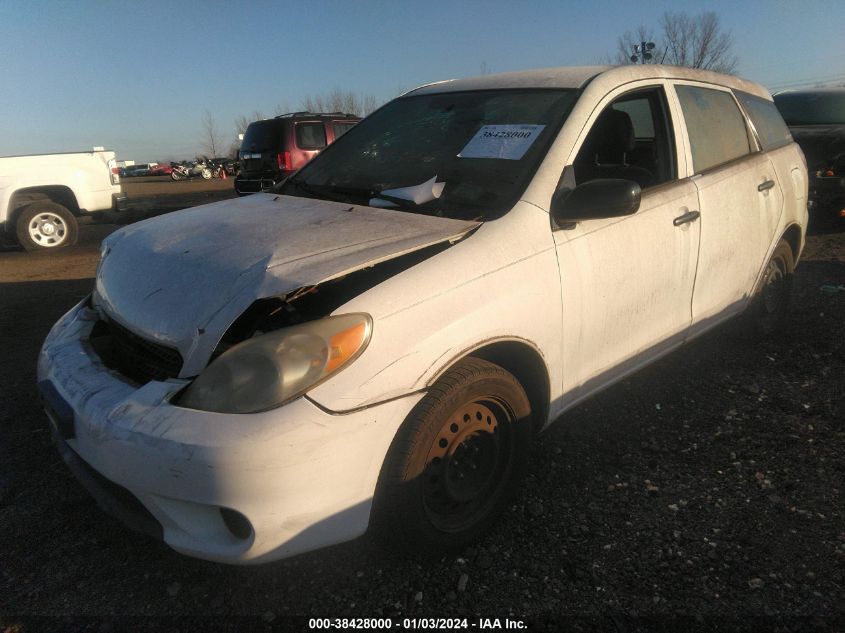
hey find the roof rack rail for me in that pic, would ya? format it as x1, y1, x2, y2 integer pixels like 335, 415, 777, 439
274, 111, 358, 119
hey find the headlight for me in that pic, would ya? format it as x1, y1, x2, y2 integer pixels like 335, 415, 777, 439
179, 313, 372, 414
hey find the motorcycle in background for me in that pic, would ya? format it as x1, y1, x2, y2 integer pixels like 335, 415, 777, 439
171, 159, 213, 181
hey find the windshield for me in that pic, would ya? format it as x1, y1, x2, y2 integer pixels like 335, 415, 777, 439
774, 92, 845, 126
280, 89, 578, 220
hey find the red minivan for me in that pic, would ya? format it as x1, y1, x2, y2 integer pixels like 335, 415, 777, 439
235, 112, 360, 195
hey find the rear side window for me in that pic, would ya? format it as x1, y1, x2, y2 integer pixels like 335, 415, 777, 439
676, 85, 751, 173
295, 122, 327, 149
332, 121, 357, 138
735, 91, 792, 151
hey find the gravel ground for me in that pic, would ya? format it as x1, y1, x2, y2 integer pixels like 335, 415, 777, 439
0, 197, 842, 632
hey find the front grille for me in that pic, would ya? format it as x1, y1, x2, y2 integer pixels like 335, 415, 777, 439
90, 317, 183, 384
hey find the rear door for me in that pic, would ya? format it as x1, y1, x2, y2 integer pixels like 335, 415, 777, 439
671, 82, 779, 328
240, 119, 285, 175
735, 90, 807, 252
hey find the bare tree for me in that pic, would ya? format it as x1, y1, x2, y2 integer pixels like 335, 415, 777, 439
660, 11, 737, 73
235, 110, 265, 135
200, 110, 221, 158
300, 89, 382, 116
612, 11, 737, 74
273, 102, 292, 116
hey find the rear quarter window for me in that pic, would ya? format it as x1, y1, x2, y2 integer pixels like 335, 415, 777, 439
332, 121, 358, 139
735, 91, 793, 151
675, 85, 752, 173
295, 122, 328, 149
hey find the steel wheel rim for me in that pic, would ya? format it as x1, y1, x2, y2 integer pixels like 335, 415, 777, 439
28, 212, 67, 247
422, 397, 513, 532
762, 257, 786, 314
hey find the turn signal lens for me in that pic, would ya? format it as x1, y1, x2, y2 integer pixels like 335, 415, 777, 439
326, 322, 368, 373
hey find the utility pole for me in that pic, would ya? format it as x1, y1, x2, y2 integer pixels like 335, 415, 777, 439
630, 41, 655, 64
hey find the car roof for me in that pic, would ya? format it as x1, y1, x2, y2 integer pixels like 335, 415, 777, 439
406, 64, 772, 100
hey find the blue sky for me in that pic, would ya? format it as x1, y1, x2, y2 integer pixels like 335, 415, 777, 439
1, 0, 843, 162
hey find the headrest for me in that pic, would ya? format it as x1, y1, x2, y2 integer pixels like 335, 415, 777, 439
581, 108, 636, 162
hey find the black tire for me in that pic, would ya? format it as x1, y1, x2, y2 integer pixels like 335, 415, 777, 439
372, 357, 533, 553
170, 170, 183, 181
15, 201, 78, 251
744, 240, 795, 336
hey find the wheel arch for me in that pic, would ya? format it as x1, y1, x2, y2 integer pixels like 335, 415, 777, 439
428, 338, 551, 434
7, 186, 81, 228
780, 223, 803, 264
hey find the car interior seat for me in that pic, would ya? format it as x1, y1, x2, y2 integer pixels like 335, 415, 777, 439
574, 108, 655, 189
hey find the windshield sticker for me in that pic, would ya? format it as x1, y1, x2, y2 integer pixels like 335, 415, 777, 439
458, 124, 546, 160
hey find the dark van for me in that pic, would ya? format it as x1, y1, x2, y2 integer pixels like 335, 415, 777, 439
235, 112, 360, 195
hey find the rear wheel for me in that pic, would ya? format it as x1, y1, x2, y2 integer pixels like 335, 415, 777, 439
15, 201, 78, 250
170, 170, 183, 181
745, 240, 795, 336
372, 357, 532, 553
201, 169, 212, 180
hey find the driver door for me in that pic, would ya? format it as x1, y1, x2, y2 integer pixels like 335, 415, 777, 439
553, 83, 700, 407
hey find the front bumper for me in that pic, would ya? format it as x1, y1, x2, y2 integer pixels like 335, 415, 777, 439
37, 300, 422, 564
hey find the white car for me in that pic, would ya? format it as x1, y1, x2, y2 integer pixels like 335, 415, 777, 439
38, 65, 808, 564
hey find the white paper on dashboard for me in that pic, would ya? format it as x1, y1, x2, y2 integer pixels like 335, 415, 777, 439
458, 124, 546, 160
371, 175, 446, 207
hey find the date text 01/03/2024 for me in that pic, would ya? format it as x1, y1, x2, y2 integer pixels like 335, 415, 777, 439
307, 617, 527, 630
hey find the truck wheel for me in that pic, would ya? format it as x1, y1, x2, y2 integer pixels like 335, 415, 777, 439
15, 202, 78, 250
745, 240, 794, 336
372, 358, 533, 553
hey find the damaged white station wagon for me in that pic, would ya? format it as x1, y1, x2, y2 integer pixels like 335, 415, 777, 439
39, 65, 808, 563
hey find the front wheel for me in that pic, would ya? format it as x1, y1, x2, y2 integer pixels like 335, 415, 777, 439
372, 357, 533, 553
15, 201, 79, 250
201, 168, 212, 180
170, 170, 183, 181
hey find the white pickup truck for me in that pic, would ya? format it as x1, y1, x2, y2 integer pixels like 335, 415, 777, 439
0, 149, 127, 250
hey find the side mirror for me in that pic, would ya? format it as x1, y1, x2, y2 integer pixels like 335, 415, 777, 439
551, 178, 642, 225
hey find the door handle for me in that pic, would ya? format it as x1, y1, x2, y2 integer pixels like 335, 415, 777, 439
758, 179, 775, 192
673, 210, 700, 226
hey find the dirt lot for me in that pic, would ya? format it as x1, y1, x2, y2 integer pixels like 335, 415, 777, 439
1, 183, 843, 632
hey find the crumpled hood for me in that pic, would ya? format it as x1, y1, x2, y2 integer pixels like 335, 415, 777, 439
95, 194, 479, 376
789, 124, 845, 169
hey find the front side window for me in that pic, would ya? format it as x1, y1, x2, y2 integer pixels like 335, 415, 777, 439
282, 89, 579, 221
574, 87, 676, 189
735, 91, 792, 151
675, 85, 751, 173
295, 122, 328, 150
